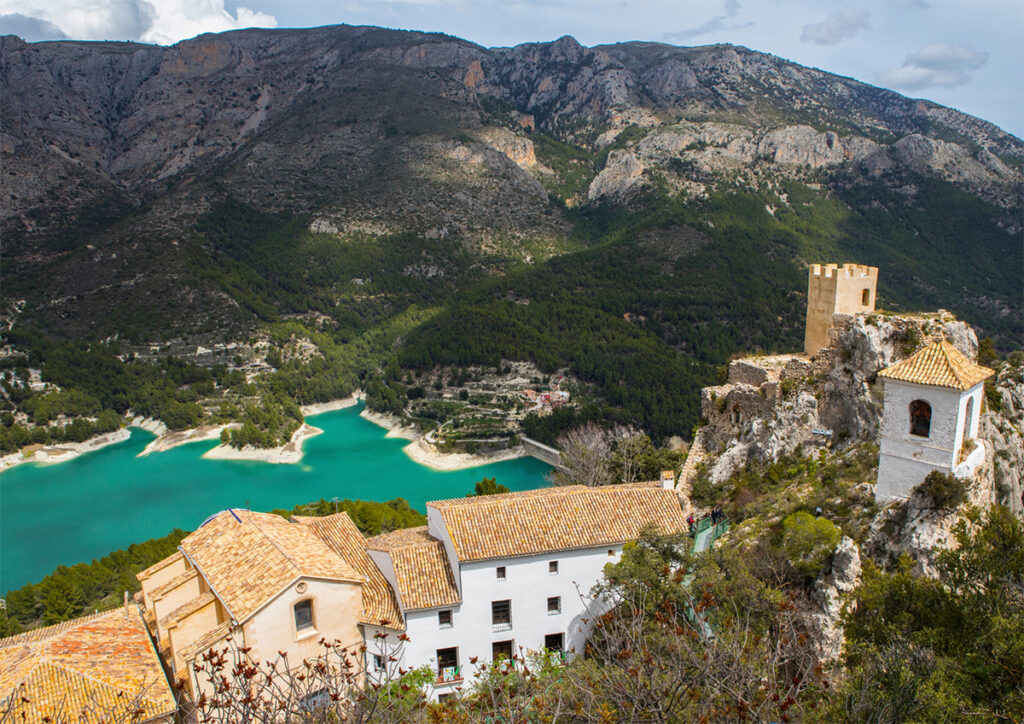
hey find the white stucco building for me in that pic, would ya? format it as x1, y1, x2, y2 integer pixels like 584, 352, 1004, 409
875, 340, 994, 502
363, 483, 688, 695
136, 483, 689, 702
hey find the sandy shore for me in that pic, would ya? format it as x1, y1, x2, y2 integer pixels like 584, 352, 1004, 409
359, 408, 420, 441
0, 428, 132, 473
137, 424, 232, 457
201, 423, 323, 464
301, 394, 362, 417
134, 396, 361, 457
401, 438, 528, 471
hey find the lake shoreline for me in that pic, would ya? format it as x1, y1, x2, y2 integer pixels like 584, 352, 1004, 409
0, 429, 133, 473
359, 408, 531, 471
0, 395, 365, 473
201, 422, 324, 464
0, 394, 538, 473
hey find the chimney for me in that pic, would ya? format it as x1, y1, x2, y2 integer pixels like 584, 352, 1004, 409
123, 590, 129, 619
660, 470, 676, 490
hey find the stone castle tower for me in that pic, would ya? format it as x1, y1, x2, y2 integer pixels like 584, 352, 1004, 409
804, 263, 878, 356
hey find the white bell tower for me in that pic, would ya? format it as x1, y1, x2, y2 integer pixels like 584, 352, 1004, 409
875, 340, 993, 502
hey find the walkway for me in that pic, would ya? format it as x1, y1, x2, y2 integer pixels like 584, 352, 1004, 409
685, 513, 730, 638
676, 430, 708, 495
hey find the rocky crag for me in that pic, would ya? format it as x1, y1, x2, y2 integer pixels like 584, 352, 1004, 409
697, 310, 978, 483
1, 27, 1021, 344
689, 309, 1022, 657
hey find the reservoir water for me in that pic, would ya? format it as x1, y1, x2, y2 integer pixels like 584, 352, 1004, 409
0, 404, 551, 593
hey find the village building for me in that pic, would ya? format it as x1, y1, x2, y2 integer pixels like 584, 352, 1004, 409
804, 263, 878, 356
875, 340, 994, 501
364, 483, 689, 694
135, 483, 688, 701
0, 606, 176, 723
136, 508, 388, 699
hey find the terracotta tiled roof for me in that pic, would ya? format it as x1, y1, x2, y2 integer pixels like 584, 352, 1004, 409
151, 568, 198, 600
294, 513, 405, 629
366, 527, 461, 611
0, 608, 176, 723
160, 591, 216, 631
429, 483, 689, 562
137, 550, 183, 581
176, 622, 234, 663
179, 509, 363, 623
879, 340, 994, 391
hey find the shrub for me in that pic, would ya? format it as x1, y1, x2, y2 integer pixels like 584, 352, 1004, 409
781, 511, 841, 578
915, 471, 968, 510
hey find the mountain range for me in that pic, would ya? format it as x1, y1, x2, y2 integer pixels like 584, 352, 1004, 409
1, 25, 1021, 438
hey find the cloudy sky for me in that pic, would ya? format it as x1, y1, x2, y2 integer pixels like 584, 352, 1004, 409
1, 0, 1020, 137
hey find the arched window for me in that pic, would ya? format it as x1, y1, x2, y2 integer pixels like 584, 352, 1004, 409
961, 397, 974, 449
861, 289, 870, 306
294, 599, 314, 632
909, 400, 931, 438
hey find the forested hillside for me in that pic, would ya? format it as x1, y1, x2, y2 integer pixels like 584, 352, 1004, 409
1, 26, 1020, 445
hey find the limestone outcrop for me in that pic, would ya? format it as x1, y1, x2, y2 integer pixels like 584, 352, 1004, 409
699, 311, 977, 484
976, 355, 1024, 516
811, 536, 862, 662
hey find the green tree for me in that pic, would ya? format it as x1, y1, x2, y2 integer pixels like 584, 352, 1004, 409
467, 477, 510, 497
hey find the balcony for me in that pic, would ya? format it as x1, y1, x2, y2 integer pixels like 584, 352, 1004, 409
436, 666, 462, 685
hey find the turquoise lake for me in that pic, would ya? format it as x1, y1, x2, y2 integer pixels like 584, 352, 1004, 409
0, 404, 551, 593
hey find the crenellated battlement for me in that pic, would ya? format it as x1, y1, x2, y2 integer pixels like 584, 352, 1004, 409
805, 262, 878, 356
808, 262, 877, 280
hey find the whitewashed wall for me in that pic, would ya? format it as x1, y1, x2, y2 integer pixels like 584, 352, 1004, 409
876, 380, 984, 501
368, 544, 624, 695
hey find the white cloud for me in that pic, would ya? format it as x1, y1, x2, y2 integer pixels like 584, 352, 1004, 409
800, 8, 870, 45
0, 0, 277, 44
878, 42, 988, 90
0, 12, 68, 40
663, 0, 753, 42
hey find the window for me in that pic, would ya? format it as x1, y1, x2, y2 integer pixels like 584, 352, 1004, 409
608, 549, 615, 556
438, 693, 454, 703
438, 609, 453, 629
372, 654, 386, 672
547, 596, 561, 615
436, 647, 459, 681
861, 288, 870, 306
492, 639, 514, 661
492, 599, 511, 631
294, 599, 314, 633
496, 566, 506, 580
299, 688, 329, 713
544, 633, 564, 652
548, 561, 559, 575
909, 400, 932, 438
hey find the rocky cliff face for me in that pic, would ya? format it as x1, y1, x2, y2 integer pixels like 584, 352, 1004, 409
1, 26, 1020, 343
697, 309, 1021, 583
977, 355, 1024, 516
699, 310, 977, 484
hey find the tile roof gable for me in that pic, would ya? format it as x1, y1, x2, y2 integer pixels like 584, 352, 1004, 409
365, 527, 460, 611
879, 340, 994, 391
0, 608, 176, 723
178, 510, 363, 623
429, 483, 689, 562
293, 513, 405, 629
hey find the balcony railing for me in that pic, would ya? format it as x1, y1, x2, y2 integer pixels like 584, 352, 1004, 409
436, 666, 462, 684
492, 622, 512, 632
